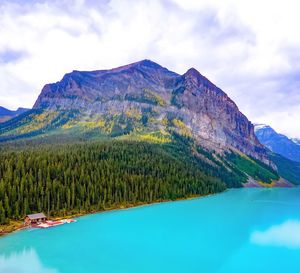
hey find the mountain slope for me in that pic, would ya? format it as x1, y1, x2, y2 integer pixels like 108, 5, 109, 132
0, 60, 286, 187
269, 152, 300, 185
292, 138, 300, 145
0, 60, 270, 165
255, 124, 300, 163
0, 106, 29, 123
0, 140, 228, 225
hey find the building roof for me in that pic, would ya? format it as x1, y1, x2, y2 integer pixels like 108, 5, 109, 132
26, 213, 46, 220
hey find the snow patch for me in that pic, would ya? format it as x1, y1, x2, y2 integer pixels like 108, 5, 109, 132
253, 123, 269, 132
292, 138, 300, 145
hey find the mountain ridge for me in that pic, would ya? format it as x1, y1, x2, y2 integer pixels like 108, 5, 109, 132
0, 60, 278, 174
292, 138, 300, 145
1, 60, 298, 195
0, 106, 29, 123
27, 60, 268, 163
254, 124, 300, 163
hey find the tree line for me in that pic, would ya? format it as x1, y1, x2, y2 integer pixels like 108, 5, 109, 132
0, 140, 226, 224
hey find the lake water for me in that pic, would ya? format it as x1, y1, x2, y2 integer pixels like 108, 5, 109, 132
1, 188, 300, 273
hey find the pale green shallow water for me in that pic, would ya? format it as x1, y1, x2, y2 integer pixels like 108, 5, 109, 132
1, 188, 300, 273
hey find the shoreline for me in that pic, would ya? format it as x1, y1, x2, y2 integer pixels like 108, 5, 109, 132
0, 192, 217, 237
1, 183, 296, 237
243, 177, 295, 188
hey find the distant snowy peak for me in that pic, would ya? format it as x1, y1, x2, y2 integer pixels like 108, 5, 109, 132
254, 124, 272, 132
292, 138, 300, 145
254, 123, 300, 163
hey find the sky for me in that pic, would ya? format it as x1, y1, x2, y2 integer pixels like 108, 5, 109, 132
0, 0, 300, 138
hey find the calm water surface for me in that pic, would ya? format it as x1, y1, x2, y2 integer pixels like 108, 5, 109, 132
1, 188, 300, 273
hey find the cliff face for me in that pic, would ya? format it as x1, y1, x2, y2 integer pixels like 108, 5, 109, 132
32, 60, 268, 162
170, 67, 265, 158
34, 60, 178, 109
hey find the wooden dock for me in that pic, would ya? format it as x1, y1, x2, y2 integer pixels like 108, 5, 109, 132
33, 219, 76, 229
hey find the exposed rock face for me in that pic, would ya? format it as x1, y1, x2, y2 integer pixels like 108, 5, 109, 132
170, 67, 264, 157
33, 59, 268, 162
34, 60, 177, 109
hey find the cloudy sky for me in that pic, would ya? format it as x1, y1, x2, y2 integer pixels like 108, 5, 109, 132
0, 0, 299, 137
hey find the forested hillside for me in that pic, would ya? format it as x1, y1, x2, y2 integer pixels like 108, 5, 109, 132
1, 60, 284, 229
0, 140, 229, 225
0, 60, 270, 165
0, 137, 281, 226
270, 152, 300, 185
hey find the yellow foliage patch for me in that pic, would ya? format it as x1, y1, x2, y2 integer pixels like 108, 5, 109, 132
144, 89, 166, 106
16, 111, 59, 134
62, 123, 73, 129
162, 117, 168, 126
258, 181, 276, 187
172, 118, 192, 137
125, 108, 142, 120
139, 134, 171, 143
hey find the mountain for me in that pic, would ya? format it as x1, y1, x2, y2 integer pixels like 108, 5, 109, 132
1, 60, 269, 161
0, 106, 29, 122
270, 152, 300, 185
0, 60, 286, 188
1, 60, 298, 232
254, 124, 300, 163
292, 138, 300, 145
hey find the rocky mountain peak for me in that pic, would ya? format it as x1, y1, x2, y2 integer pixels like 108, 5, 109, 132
134, 59, 165, 69
254, 124, 272, 131
254, 124, 278, 139
185, 67, 200, 76
16, 60, 271, 164
183, 67, 224, 97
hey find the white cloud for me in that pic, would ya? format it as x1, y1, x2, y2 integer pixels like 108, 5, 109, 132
251, 220, 300, 248
0, 0, 300, 137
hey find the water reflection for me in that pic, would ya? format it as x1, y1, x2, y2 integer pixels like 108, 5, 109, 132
0, 248, 58, 273
251, 220, 300, 248
0, 188, 300, 273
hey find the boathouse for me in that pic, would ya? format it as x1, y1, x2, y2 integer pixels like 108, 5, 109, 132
25, 213, 47, 225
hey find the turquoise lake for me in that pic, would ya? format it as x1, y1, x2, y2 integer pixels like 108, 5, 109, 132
1, 188, 300, 273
